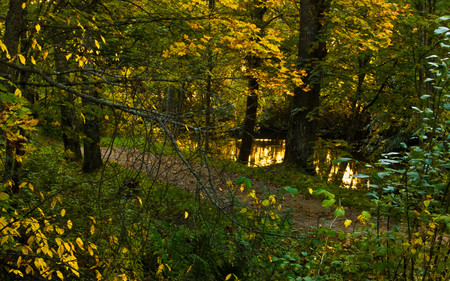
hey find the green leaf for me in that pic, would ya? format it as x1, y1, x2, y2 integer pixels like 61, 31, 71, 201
434, 26, 450, 35
361, 211, 371, 220
244, 178, 252, 189
332, 157, 352, 164
353, 174, 370, 179
313, 188, 335, 199
438, 16, 450, 21
284, 186, 299, 196
0, 192, 10, 200
334, 207, 345, 217
236, 176, 246, 185
322, 199, 336, 208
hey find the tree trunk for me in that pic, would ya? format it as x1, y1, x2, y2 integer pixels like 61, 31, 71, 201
54, 29, 82, 161
2, 0, 27, 191
237, 62, 259, 163
82, 93, 102, 172
284, 0, 328, 171
81, 30, 102, 172
237, 3, 266, 164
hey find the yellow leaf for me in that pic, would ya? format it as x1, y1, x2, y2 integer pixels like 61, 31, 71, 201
30, 56, 36, 64
308, 188, 313, 195
66, 53, 72, 61
56, 271, 64, 280
67, 220, 73, 229
14, 88, 22, 97
100, 35, 106, 43
225, 273, 232, 280
19, 182, 28, 188
35, 24, 41, 32
344, 219, 352, 228
76, 238, 84, 250
90, 225, 95, 235
51, 198, 57, 208
22, 3, 26, 9
137, 196, 142, 206
95, 39, 100, 49
61, 209, 66, 217
43, 50, 49, 60
96, 270, 102, 280
25, 265, 33, 274
165, 264, 171, 271
156, 264, 164, 274
186, 265, 192, 273
104, 115, 109, 120
122, 247, 128, 254
80, 113, 86, 124
28, 183, 34, 191
184, 211, 188, 219
55, 238, 62, 247
55, 226, 64, 235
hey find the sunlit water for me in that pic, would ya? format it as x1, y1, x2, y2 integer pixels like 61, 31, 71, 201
225, 139, 367, 189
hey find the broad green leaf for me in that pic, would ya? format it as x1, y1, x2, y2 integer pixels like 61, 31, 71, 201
236, 176, 246, 185
434, 26, 449, 35
334, 207, 345, 217
284, 186, 298, 196
322, 199, 336, 208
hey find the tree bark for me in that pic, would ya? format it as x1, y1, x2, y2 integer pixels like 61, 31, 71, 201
81, 29, 102, 172
237, 3, 266, 164
284, 0, 328, 171
54, 29, 82, 161
2, 0, 27, 191
238, 56, 261, 164
82, 92, 102, 172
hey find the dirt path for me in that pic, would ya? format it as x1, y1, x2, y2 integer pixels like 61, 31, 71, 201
101, 146, 361, 231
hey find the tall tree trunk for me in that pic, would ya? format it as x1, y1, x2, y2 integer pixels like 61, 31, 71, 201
284, 0, 328, 171
54, 30, 82, 161
237, 3, 266, 164
82, 91, 102, 172
81, 29, 102, 172
2, 0, 27, 192
238, 56, 261, 163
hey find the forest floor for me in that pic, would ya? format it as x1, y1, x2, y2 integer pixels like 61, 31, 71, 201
101, 146, 362, 232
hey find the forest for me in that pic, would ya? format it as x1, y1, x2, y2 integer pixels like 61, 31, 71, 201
0, 0, 449, 280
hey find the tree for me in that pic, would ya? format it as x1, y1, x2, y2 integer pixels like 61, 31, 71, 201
237, 1, 267, 164
2, 0, 28, 191
284, 0, 329, 171
52, 2, 82, 161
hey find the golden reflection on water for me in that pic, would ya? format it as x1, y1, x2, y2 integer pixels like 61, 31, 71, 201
229, 139, 285, 167
226, 140, 366, 189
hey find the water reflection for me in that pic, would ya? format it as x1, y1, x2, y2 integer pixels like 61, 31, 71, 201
226, 140, 366, 189
229, 139, 285, 166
